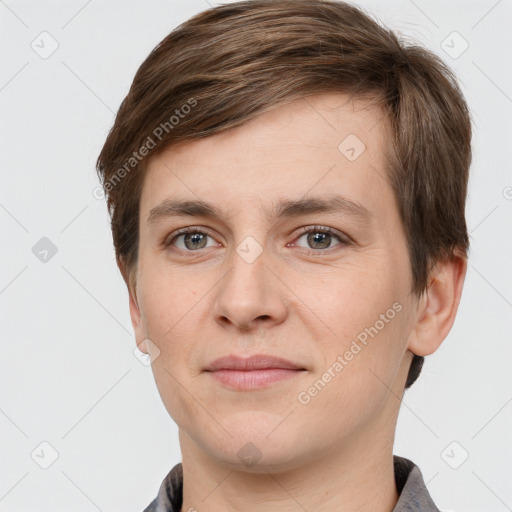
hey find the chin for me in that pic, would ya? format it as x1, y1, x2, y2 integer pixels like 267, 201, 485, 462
199, 420, 314, 473
213, 444, 313, 475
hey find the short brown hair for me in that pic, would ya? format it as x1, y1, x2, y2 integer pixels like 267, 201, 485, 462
96, 0, 472, 388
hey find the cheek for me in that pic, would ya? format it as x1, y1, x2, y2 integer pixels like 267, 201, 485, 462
138, 265, 196, 333
294, 259, 400, 340
137, 272, 200, 398
295, 263, 408, 401
294, 304, 407, 444
138, 272, 202, 425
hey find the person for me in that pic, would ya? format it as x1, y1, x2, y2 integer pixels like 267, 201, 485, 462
95, 1, 472, 510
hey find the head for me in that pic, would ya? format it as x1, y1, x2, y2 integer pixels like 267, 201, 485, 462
96, 0, 471, 470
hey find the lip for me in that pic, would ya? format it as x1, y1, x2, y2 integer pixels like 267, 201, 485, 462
204, 354, 305, 371
204, 355, 306, 391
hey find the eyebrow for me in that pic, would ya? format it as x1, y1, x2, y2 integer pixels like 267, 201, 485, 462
146, 195, 373, 227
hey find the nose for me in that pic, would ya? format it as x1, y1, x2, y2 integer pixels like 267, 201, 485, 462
211, 246, 288, 331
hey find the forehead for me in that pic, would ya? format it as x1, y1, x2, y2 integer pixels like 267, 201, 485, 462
140, 93, 393, 223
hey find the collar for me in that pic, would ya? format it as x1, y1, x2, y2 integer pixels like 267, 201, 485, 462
143, 455, 440, 512
392, 456, 440, 511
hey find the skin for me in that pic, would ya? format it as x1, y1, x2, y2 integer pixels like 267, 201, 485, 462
122, 93, 467, 511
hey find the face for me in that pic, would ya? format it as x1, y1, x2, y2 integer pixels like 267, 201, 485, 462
129, 93, 420, 473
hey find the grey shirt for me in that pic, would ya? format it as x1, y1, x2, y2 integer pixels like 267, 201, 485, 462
143, 455, 440, 512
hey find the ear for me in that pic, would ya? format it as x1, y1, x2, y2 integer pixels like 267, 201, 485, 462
117, 256, 148, 354
407, 253, 467, 356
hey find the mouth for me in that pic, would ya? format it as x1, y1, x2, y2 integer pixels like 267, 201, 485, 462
204, 354, 307, 391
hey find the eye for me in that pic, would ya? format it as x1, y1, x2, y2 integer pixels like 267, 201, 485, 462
166, 227, 219, 253
291, 225, 349, 252
164, 225, 350, 257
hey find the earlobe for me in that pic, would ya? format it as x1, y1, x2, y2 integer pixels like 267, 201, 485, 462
408, 254, 467, 357
117, 256, 148, 354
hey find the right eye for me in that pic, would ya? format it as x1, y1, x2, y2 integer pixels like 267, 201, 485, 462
165, 227, 220, 253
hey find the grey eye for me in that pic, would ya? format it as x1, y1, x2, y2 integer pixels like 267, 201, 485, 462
295, 229, 343, 250
172, 231, 216, 251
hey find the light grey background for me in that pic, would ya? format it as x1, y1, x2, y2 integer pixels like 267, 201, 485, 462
1, 0, 511, 511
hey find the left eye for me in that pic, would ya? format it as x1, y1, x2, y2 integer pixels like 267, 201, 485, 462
293, 227, 346, 251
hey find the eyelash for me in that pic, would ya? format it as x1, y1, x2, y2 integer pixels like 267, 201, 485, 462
164, 225, 351, 257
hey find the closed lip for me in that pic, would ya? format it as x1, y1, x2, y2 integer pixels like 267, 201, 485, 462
204, 354, 306, 372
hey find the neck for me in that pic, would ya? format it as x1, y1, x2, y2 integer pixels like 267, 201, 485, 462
179, 421, 399, 512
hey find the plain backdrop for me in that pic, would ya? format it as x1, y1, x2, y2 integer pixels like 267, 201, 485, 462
1, 0, 511, 511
